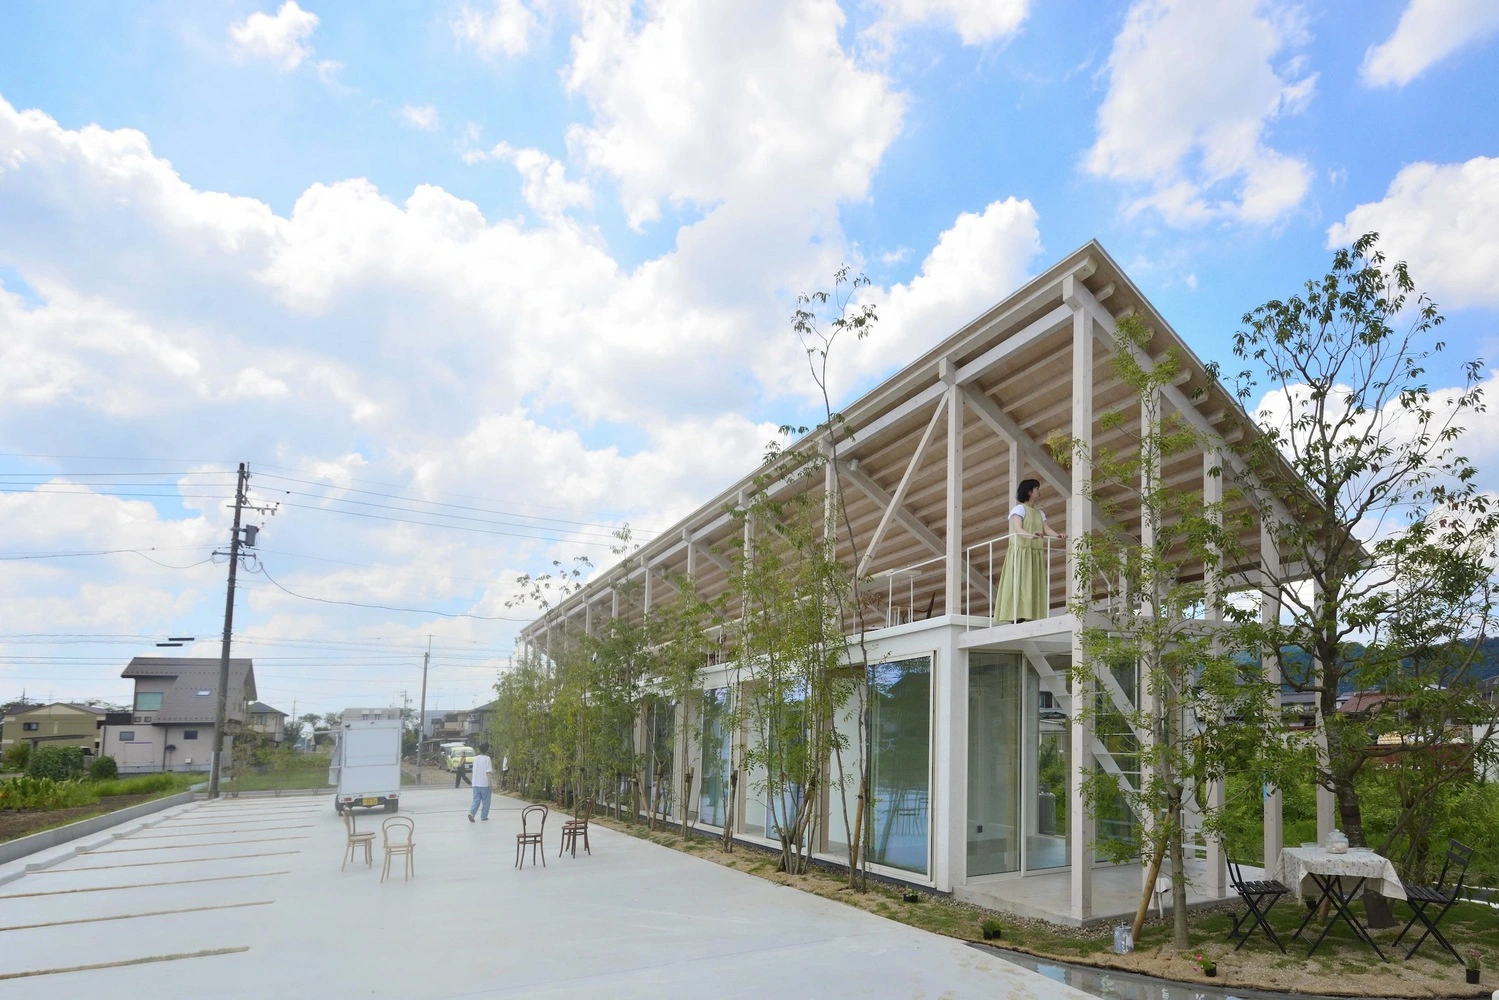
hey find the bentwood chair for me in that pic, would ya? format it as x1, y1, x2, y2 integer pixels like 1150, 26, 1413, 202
341, 809, 375, 871
381, 816, 415, 882
560, 804, 591, 858
516, 805, 548, 869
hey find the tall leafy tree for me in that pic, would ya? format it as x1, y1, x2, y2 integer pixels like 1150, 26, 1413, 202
1231, 232, 1499, 924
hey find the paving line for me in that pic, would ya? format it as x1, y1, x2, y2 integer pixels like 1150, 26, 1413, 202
37, 850, 301, 873
0, 946, 250, 981
85, 836, 309, 854
0, 871, 290, 899
121, 825, 314, 838
0, 900, 273, 933
151, 819, 314, 828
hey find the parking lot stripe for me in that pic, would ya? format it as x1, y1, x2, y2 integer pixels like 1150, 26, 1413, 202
123, 825, 313, 838
0, 900, 273, 933
0, 871, 290, 900
85, 836, 308, 854
38, 850, 301, 873
0, 946, 250, 981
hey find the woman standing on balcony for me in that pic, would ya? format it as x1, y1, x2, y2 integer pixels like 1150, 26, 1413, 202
994, 479, 1064, 623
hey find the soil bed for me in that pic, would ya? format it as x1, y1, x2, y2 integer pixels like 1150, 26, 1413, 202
579, 809, 1497, 999
0, 793, 160, 843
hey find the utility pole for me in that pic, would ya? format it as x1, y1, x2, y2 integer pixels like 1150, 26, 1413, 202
209, 462, 248, 799
416, 636, 430, 784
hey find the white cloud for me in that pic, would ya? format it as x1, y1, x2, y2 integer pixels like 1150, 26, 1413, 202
1084, 0, 1315, 226
0, 0, 1037, 707
827, 197, 1042, 399
398, 104, 440, 130
452, 0, 540, 58
229, 1, 321, 72
864, 0, 1029, 50
1361, 0, 1499, 88
563, 0, 904, 231
1327, 155, 1499, 310
468, 143, 592, 220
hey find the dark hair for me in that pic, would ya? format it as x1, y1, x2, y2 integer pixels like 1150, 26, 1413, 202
1016, 479, 1041, 503
478, 742, 490, 755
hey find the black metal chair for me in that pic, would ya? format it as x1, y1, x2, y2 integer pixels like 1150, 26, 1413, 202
1227, 857, 1289, 953
1393, 839, 1473, 963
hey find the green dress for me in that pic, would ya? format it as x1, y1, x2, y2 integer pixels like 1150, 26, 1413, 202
995, 505, 1047, 622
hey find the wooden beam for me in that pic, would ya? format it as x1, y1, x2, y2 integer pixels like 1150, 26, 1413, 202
955, 303, 1072, 386
858, 396, 945, 576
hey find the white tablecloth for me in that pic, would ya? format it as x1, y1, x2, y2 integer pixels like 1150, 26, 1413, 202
1277, 846, 1406, 902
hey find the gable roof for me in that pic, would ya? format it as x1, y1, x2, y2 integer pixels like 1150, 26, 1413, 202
9, 701, 107, 717
122, 657, 257, 725
249, 702, 286, 716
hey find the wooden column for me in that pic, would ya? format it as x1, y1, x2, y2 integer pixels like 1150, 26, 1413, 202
1203, 449, 1227, 899
1261, 517, 1284, 877
1064, 277, 1093, 921
942, 362, 964, 618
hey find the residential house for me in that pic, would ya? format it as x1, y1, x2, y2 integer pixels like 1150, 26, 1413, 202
100, 657, 256, 773
1, 702, 107, 756
247, 702, 288, 742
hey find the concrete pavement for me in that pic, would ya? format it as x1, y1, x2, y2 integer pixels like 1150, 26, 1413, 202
0, 787, 1095, 998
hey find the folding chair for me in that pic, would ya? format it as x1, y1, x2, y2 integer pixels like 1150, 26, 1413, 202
1227, 857, 1288, 953
516, 804, 547, 869
1394, 839, 1473, 963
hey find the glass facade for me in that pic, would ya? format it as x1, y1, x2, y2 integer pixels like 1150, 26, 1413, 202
699, 687, 731, 828
967, 651, 1022, 876
643, 697, 675, 820
867, 655, 931, 874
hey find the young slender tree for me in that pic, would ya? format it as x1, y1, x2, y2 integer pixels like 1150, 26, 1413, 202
1231, 232, 1499, 924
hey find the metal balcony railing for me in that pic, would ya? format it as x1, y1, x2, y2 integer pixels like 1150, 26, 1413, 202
964, 532, 1055, 629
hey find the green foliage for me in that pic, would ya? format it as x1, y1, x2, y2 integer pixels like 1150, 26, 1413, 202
88, 755, 119, 781
1064, 312, 1295, 948
980, 917, 1003, 939
25, 745, 86, 781
1, 741, 29, 773
0, 775, 97, 810
1231, 232, 1499, 865
92, 772, 198, 797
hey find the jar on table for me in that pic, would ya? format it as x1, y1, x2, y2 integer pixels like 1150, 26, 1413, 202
1326, 829, 1349, 854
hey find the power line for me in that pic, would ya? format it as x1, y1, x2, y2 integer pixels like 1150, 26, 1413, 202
249, 564, 532, 621
254, 472, 649, 535
267, 498, 626, 547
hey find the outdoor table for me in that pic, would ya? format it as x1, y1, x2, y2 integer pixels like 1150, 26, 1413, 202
1278, 846, 1406, 962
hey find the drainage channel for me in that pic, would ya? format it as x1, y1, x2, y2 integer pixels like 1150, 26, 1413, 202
970, 943, 1420, 1000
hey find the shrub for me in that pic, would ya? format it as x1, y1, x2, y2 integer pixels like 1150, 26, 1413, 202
980, 918, 1002, 940
26, 745, 86, 781
0, 775, 98, 810
89, 755, 119, 781
2, 741, 30, 773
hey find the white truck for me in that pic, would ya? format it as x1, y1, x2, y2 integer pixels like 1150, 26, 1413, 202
329, 715, 403, 814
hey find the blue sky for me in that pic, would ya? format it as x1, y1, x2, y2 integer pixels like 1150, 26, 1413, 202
0, 0, 1496, 713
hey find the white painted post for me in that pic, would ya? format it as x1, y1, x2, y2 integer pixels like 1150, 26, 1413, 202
1203, 449, 1227, 899
1312, 579, 1335, 843
942, 364, 964, 618
1064, 277, 1094, 921
1138, 388, 1159, 893
1261, 517, 1284, 877
684, 527, 696, 579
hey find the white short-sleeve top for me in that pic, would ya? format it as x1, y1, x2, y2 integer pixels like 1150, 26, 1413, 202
1010, 504, 1046, 521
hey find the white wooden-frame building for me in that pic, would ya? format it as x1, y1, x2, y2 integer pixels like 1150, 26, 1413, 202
518, 240, 1306, 925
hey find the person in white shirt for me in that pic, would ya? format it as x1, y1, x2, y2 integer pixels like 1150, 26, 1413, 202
468, 743, 494, 822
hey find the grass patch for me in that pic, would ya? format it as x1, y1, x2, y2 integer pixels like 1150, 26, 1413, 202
228, 767, 331, 792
